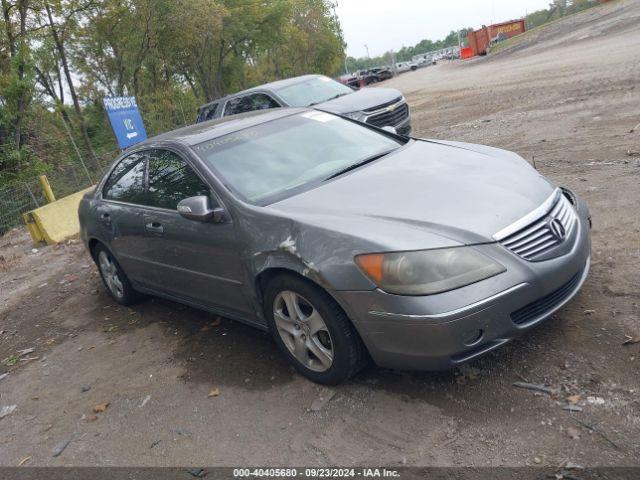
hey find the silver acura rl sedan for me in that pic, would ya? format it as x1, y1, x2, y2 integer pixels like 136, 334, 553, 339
79, 108, 591, 384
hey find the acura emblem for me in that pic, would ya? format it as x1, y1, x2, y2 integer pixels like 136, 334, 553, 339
549, 218, 566, 240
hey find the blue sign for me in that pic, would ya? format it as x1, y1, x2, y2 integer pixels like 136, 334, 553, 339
103, 96, 147, 149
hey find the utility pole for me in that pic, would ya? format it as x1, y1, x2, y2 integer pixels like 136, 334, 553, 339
364, 44, 370, 58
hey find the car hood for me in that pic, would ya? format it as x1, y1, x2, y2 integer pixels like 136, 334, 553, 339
269, 140, 556, 248
316, 87, 402, 115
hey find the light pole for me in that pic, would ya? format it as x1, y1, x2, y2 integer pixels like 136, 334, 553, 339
364, 44, 370, 58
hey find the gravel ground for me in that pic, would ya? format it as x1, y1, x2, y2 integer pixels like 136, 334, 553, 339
0, 0, 639, 468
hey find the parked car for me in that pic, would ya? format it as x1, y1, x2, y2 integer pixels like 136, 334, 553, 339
79, 108, 591, 385
414, 56, 436, 67
362, 67, 393, 83
337, 73, 360, 89
354, 68, 392, 85
354, 70, 378, 86
196, 74, 411, 135
395, 61, 418, 73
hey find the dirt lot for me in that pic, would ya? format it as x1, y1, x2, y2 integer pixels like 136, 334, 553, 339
1, 0, 639, 468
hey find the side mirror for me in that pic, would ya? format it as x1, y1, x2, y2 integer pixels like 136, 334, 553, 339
382, 126, 397, 134
177, 196, 227, 223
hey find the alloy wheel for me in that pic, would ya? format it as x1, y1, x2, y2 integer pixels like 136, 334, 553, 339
98, 251, 124, 299
273, 291, 334, 372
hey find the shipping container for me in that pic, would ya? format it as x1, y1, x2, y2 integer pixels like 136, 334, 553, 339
460, 47, 474, 60
467, 19, 526, 56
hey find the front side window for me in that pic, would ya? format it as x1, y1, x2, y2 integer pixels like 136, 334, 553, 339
103, 152, 147, 204
193, 111, 405, 205
274, 76, 353, 107
146, 149, 211, 210
224, 93, 280, 116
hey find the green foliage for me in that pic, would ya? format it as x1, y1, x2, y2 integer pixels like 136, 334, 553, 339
526, 0, 600, 30
3, 354, 18, 366
0, 38, 46, 184
0, 143, 47, 184
0, 0, 346, 196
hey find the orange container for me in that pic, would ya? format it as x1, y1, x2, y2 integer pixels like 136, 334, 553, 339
461, 47, 474, 60
489, 19, 526, 39
468, 19, 526, 56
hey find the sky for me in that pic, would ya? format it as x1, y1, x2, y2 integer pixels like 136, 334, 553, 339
334, 0, 553, 58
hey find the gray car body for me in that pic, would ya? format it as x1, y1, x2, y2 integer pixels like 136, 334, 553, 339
195, 75, 411, 134
79, 108, 591, 370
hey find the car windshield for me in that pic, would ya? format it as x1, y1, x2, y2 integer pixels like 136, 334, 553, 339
275, 76, 353, 106
193, 111, 405, 205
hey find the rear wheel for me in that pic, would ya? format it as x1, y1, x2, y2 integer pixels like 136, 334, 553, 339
94, 244, 140, 306
264, 274, 368, 384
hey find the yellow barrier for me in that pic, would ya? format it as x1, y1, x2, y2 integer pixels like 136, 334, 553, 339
23, 186, 95, 245
39, 175, 56, 203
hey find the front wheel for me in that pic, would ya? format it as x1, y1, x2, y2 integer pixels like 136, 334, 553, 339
264, 274, 368, 384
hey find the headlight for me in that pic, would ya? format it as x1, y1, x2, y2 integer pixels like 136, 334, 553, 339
344, 111, 367, 122
355, 247, 506, 296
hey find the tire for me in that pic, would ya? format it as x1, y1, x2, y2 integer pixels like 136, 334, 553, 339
94, 243, 141, 306
264, 274, 368, 384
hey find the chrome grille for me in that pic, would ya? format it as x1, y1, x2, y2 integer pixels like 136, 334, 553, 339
500, 194, 577, 261
366, 103, 409, 128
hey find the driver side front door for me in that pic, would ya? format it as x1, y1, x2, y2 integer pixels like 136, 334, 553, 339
137, 148, 251, 317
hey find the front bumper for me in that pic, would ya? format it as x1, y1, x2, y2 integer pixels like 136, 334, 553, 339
395, 116, 412, 136
335, 194, 591, 370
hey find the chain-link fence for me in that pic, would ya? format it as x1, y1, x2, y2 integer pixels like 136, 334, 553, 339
0, 151, 117, 235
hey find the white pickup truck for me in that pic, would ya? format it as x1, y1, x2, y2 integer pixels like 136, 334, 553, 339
395, 61, 418, 73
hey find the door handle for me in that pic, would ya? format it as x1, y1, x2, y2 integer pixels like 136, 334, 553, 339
145, 221, 164, 234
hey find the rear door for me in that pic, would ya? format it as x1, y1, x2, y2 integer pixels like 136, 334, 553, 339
100, 152, 152, 287
138, 148, 251, 315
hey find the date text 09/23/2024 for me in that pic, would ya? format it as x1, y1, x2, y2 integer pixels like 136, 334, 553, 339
232, 468, 400, 478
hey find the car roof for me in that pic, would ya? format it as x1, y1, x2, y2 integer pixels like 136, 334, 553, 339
246, 74, 322, 92
138, 107, 308, 147
198, 74, 323, 111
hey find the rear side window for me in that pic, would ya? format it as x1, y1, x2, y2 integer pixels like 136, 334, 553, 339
146, 149, 211, 210
103, 152, 147, 204
198, 102, 220, 122
224, 93, 280, 116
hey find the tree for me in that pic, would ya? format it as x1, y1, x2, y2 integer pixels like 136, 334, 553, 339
42, 0, 100, 169
1, 0, 32, 151
254, 0, 345, 81
0, 0, 348, 189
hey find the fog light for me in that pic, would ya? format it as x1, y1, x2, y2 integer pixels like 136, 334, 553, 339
463, 329, 484, 346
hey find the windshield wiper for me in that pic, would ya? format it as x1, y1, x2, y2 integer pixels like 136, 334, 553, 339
309, 93, 347, 107
324, 150, 396, 181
